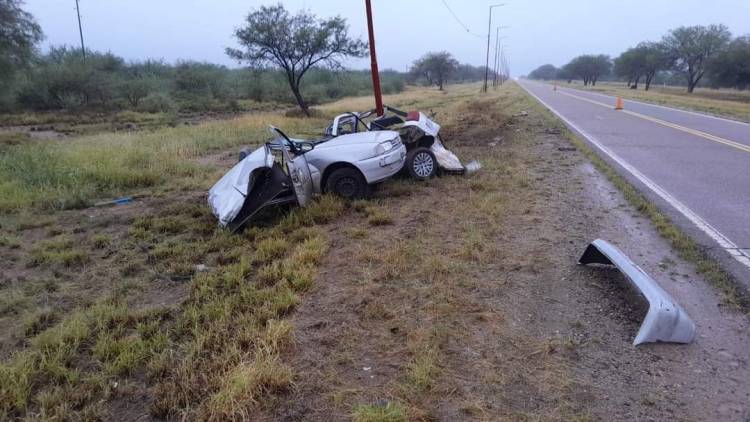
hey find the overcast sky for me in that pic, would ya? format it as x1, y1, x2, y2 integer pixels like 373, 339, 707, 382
24, 0, 750, 75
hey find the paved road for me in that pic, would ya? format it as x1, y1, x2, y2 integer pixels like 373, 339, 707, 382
518, 80, 750, 283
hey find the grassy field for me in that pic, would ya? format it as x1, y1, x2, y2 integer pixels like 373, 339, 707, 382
0, 84, 490, 420
556, 81, 750, 123
0, 86, 447, 213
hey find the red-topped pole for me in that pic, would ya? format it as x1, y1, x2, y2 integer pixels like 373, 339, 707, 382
365, 0, 384, 116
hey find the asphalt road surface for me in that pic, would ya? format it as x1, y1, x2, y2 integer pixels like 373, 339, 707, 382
518, 79, 750, 285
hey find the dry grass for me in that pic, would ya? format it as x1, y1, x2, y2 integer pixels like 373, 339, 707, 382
557, 80, 750, 123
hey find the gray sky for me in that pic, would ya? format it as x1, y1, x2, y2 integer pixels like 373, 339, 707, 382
24, 0, 750, 75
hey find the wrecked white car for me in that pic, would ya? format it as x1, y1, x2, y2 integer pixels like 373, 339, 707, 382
208, 126, 406, 231
325, 106, 480, 180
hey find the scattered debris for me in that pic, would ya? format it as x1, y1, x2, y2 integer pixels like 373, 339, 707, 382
93, 196, 133, 207
558, 147, 577, 152
513, 110, 529, 117
579, 239, 696, 345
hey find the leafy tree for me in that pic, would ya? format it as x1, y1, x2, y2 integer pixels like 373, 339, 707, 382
614, 47, 646, 88
528, 64, 558, 80
557, 64, 575, 83
564, 55, 611, 86
708, 36, 750, 90
410, 51, 459, 90
227, 4, 367, 115
118, 77, 155, 107
662, 24, 732, 93
0, 0, 42, 81
638, 42, 670, 91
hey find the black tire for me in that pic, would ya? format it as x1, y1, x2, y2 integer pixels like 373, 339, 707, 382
405, 147, 437, 180
325, 167, 370, 200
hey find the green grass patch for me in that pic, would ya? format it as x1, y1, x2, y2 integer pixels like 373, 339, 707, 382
0, 234, 21, 249
352, 401, 408, 422
29, 236, 88, 268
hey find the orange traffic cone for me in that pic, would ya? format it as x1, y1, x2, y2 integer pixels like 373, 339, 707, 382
615, 96, 624, 110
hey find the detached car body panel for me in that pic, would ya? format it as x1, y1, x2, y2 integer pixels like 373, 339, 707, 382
579, 239, 696, 346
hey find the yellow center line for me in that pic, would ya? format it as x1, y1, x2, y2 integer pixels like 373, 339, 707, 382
556, 89, 750, 154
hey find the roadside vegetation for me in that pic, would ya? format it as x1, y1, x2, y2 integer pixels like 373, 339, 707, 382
0, 2, 493, 132
529, 24, 750, 102
528, 23, 750, 122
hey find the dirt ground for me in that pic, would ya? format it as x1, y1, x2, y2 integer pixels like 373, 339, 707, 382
258, 87, 750, 421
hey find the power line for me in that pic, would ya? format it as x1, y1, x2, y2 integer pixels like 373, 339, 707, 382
440, 0, 484, 38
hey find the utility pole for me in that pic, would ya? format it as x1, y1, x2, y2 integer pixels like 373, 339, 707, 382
483, 4, 504, 93
365, 0, 383, 116
75, 0, 86, 61
493, 27, 509, 87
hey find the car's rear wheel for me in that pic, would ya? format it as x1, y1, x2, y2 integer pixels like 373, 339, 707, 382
325, 167, 370, 199
406, 147, 437, 180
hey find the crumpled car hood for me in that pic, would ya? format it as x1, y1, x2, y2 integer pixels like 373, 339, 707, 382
208, 145, 273, 227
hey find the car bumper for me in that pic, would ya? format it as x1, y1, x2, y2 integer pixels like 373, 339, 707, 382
357, 145, 407, 184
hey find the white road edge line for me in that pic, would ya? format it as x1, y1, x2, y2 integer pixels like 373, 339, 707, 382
556, 83, 750, 128
518, 81, 750, 269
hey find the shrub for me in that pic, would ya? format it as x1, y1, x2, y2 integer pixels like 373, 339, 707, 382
137, 93, 175, 113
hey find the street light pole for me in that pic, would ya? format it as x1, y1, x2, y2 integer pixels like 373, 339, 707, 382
492, 27, 500, 87
75, 0, 86, 61
483, 4, 504, 93
494, 32, 508, 87
500, 46, 510, 85
492, 25, 510, 87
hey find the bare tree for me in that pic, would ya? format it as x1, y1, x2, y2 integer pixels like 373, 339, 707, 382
662, 24, 731, 93
227, 4, 367, 115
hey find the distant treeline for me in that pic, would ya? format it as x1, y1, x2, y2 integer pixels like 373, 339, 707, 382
528, 24, 750, 92
0, 46, 495, 114
0, 46, 410, 114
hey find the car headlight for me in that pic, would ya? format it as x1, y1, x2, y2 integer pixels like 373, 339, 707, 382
375, 139, 396, 156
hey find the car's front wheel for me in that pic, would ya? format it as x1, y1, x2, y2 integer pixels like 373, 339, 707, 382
325, 167, 370, 199
406, 147, 437, 180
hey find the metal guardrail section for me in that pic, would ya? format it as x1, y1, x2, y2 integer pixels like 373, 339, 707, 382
579, 239, 696, 345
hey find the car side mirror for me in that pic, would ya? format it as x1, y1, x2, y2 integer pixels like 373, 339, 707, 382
298, 142, 314, 154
